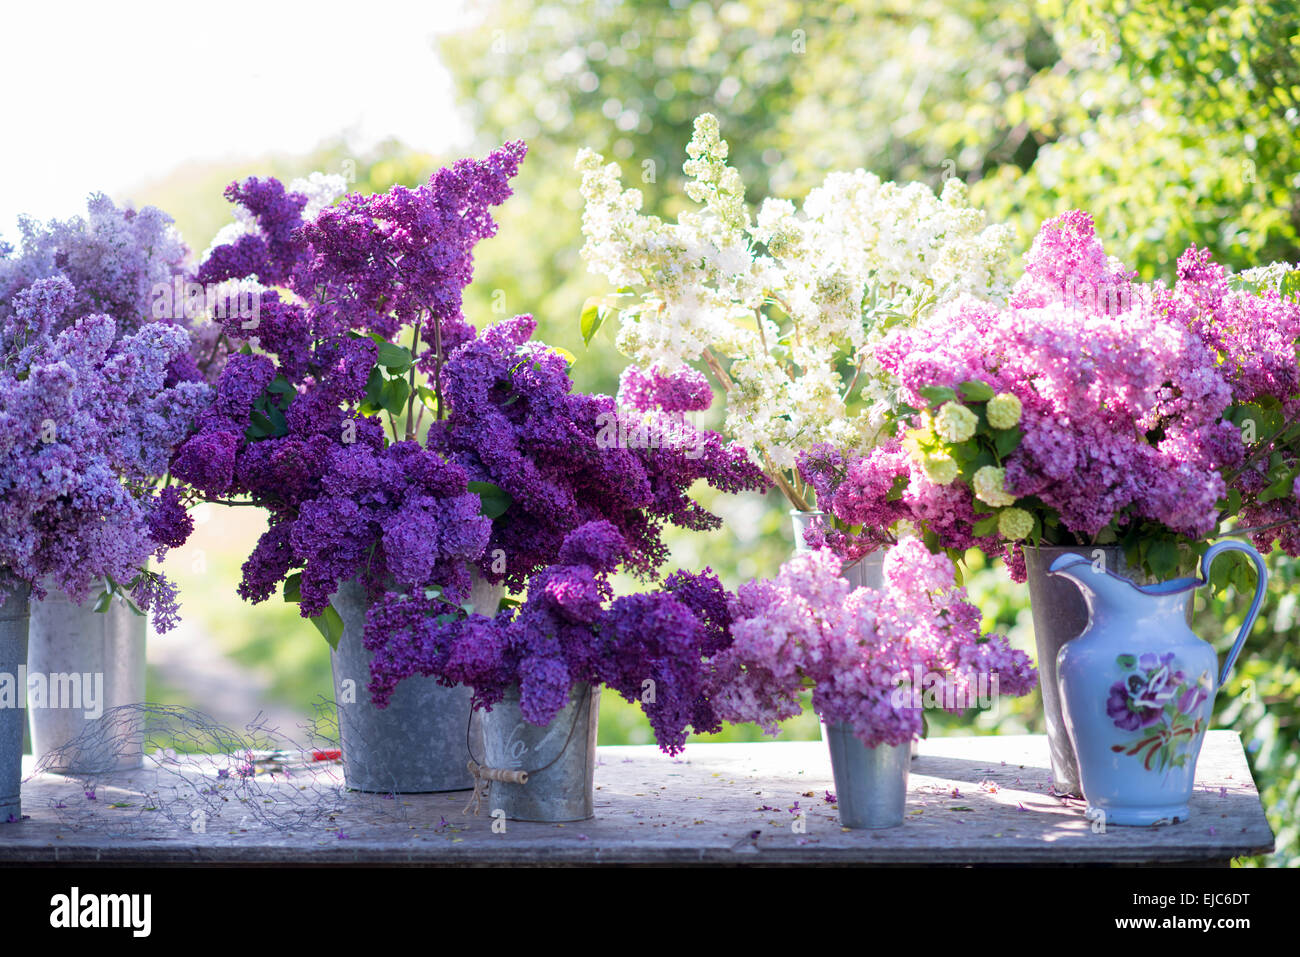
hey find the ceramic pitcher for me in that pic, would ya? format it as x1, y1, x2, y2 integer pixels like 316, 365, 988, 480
1050, 541, 1267, 826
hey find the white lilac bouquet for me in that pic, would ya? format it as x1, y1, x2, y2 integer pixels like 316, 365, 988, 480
576, 113, 1016, 510
709, 539, 1036, 746
0, 197, 211, 628
814, 210, 1300, 585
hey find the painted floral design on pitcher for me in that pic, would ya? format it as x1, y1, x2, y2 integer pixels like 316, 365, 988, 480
1107, 653, 1213, 773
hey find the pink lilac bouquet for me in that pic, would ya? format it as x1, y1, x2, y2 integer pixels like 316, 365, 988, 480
709, 539, 1036, 747
0, 196, 213, 628
803, 211, 1300, 585
170, 142, 767, 654
364, 520, 734, 753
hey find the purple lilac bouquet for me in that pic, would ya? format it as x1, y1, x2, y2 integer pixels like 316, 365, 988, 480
364, 520, 733, 753
171, 141, 767, 656
802, 211, 1300, 584
0, 195, 213, 627
709, 539, 1036, 747
169, 147, 528, 638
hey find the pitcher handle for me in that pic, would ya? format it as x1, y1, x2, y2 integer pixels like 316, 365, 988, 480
1200, 540, 1269, 689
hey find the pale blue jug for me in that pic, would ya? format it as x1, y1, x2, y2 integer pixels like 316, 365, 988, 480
1050, 541, 1267, 826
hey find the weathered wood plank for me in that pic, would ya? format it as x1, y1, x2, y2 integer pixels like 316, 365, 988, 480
0, 732, 1273, 865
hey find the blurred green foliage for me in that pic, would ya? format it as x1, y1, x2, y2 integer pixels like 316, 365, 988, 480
130, 0, 1296, 863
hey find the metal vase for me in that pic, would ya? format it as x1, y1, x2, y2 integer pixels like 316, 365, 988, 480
1023, 545, 1193, 797
330, 573, 504, 793
27, 587, 147, 773
480, 682, 600, 822
790, 510, 885, 587
1, 584, 29, 823
822, 721, 910, 829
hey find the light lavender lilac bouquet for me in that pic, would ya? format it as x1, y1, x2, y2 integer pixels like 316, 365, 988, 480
709, 539, 1036, 747
0, 197, 211, 628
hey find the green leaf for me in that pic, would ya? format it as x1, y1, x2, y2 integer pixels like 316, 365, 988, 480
267, 375, 296, 399
958, 380, 995, 402
267, 403, 288, 436
92, 589, 113, 614
467, 480, 512, 519
1117, 654, 1137, 670
416, 385, 439, 412
918, 385, 958, 406
885, 473, 909, 502
994, 426, 1022, 458
381, 377, 411, 418
283, 573, 302, 603
249, 409, 275, 435
374, 340, 413, 373
1146, 539, 1180, 581
1281, 270, 1300, 301
972, 514, 1000, 537
364, 366, 385, 406
309, 606, 345, 650
580, 299, 604, 346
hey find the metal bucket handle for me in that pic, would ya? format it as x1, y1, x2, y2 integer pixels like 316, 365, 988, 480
463, 688, 589, 814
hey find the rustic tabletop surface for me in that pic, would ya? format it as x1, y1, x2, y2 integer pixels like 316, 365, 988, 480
0, 731, 1274, 865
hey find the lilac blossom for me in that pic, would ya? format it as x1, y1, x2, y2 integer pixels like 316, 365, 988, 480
710, 541, 1036, 748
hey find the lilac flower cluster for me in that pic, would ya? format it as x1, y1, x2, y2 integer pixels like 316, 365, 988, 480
431, 314, 768, 590
295, 141, 525, 356
363, 521, 732, 754
289, 441, 491, 615
710, 540, 1036, 748
0, 279, 208, 625
0, 192, 213, 385
618, 364, 713, 414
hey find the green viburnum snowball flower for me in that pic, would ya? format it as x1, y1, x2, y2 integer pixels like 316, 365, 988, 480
922, 453, 960, 485
998, 507, 1034, 541
934, 401, 978, 443
972, 465, 1016, 508
986, 393, 1023, 430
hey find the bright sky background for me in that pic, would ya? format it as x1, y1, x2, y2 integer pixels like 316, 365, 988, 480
0, 0, 476, 240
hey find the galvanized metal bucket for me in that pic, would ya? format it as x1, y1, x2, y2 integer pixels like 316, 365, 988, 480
330, 574, 502, 793
27, 586, 146, 773
1023, 545, 1193, 797
1, 583, 30, 823
480, 682, 600, 822
822, 721, 910, 829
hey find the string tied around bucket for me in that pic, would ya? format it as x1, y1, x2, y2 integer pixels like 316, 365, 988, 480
463, 695, 587, 816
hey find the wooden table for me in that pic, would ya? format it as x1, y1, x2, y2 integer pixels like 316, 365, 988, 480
0, 731, 1274, 866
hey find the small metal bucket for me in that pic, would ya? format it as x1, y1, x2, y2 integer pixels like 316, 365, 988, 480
1, 584, 30, 823
822, 721, 911, 829
480, 683, 600, 822
27, 586, 147, 773
330, 575, 501, 793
